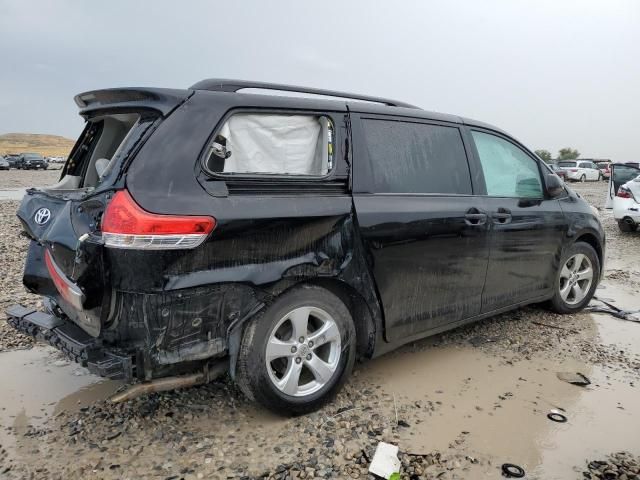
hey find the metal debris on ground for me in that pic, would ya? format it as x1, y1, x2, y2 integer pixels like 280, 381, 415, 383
556, 371, 591, 386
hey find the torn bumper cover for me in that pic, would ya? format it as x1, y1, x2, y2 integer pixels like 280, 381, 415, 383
5, 305, 133, 381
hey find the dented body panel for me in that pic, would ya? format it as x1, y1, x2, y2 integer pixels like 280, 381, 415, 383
6, 82, 605, 388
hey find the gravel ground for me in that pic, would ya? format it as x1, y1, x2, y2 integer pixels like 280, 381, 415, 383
0, 166, 62, 189
0, 200, 38, 351
582, 452, 640, 479
0, 178, 639, 479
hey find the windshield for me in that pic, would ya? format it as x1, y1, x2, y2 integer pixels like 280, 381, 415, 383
558, 161, 577, 167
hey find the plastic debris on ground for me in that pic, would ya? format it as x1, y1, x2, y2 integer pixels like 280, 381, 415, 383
368, 442, 401, 479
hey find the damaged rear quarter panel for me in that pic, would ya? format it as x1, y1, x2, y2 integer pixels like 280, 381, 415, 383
105, 195, 383, 374
109, 91, 383, 376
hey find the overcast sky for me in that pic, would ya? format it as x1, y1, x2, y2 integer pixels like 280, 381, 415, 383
1, 0, 638, 161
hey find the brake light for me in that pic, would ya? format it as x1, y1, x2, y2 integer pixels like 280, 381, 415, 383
101, 190, 216, 250
616, 187, 633, 199
570, 169, 578, 172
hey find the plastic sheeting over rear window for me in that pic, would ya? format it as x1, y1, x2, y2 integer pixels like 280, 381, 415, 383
206, 114, 333, 176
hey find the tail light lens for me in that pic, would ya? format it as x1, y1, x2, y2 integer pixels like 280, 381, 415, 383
101, 190, 216, 250
616, 187, 633, 199
570, 169, 578, 172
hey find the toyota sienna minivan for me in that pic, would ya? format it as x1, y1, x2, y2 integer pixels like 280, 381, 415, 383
7, 79, 605, 413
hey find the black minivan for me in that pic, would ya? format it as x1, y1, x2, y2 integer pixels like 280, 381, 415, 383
7, 80, 605, 413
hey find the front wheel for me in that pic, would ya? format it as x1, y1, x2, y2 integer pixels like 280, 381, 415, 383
236, 285, 356, 414
580, 174, 586, 182
550, 242, 600, 314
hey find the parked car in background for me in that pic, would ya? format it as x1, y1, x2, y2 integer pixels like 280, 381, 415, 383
548, 163, 567, 180
595, 161, 611, 180
19, 153, 48, 170
6, 79, 605, 414
0, 156, 9, 170
5, 153, 22, 168
557, 160, 602, 182
607, 163, 640, 232
46, 156, 66, 164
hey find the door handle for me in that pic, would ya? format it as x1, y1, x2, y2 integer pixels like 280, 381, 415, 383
465, 208, 487, 226
492, 208, 512, 224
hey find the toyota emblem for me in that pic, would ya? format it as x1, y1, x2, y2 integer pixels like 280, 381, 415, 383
34, 207, 51, 225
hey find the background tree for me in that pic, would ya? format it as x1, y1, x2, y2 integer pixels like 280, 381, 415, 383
535, 149, 552, 162
558, 148, 580, 160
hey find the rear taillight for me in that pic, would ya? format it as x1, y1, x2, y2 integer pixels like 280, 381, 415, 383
616, 187, 633, 199
45, 249, 85, 310
101, 190, 216, 250
570, 169, 578, 172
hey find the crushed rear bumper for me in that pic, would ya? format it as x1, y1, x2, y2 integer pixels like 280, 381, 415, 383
5, 305, 133, 381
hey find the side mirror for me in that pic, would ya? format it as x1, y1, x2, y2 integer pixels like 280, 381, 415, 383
545, 173, 564, 198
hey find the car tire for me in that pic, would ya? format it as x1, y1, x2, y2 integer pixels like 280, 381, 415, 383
618, 219, 638, 233
236, 284, 356, 414
598, 173, 602, 181
550, 241, 600, 314
580, 174, 586, 182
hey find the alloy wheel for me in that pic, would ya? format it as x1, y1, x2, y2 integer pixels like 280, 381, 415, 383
265, 306, 342, 397
559, 253, 593, 305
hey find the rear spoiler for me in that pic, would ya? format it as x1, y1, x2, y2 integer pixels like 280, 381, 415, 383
74, 88, 193, 117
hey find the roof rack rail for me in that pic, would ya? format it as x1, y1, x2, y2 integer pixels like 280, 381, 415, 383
189, 78, 420, 109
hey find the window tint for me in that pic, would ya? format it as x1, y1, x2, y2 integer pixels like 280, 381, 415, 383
613, 165, 640, 185
471, 131, 543, 198
205, 113, 334, 176
361, 119, 471, 194
558, 161, 577, 167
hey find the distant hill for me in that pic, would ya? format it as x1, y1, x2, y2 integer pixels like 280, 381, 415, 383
0, 133, 75, 157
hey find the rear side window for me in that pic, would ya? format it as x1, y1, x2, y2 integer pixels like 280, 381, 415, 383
471, 131, 543, 198
204, 113, 334, 176
361, 119, 472, 194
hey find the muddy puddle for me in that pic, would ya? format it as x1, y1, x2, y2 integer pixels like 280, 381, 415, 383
359, 325, 640, 479
0, 280, 638, 478
0, 346, 120, 453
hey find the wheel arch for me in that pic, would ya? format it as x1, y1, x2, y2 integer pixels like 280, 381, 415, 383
302, 278, 377, 360
574, 231, 603, 275
227, 277, 378, 380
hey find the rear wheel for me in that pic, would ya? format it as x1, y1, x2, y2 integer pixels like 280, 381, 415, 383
598, 173, 603, 181
618, 219, 638, 233
236, 285, 356, 414
550, 241, 599, 314
580, 174, 586, 182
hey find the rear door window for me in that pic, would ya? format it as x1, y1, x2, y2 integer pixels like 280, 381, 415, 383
613, 164, 640, 186
361, 119, 472, 194
471, 131, 543, 198
204, 113, 334, 176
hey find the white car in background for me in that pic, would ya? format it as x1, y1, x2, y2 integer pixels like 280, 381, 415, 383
606, 163, 640, 232
557, 160, 603, 182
